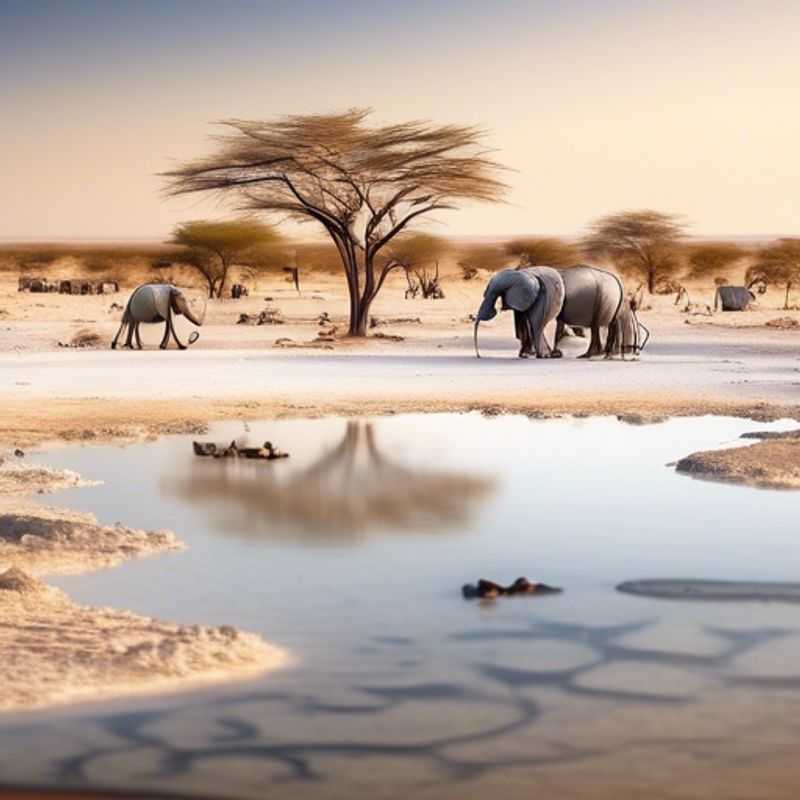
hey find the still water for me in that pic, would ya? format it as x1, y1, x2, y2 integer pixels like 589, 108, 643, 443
2, 413, 800, 799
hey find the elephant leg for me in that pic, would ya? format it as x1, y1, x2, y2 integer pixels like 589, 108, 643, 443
514, 311, 533, 358
527, 301, 552, 359
111, 313, 127, 349
579, 323, 603, 358
159, 316, 171, 349
123, 317, 136, 349
555, 319, 565, 343
134, 322, 143, 350
169, 311, 187, 350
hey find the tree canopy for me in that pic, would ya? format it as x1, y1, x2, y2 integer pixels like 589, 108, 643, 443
582, 210, 687, 293
455, 242, 508, 279
504, 237, 578, 267
748, 239, 800, 309
387, 233, 450, 270
685, 242, 746, 283
170, 218, 285, 298
163, 109, 507, 334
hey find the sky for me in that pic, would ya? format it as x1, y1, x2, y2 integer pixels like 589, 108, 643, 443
1, 0, 799, 240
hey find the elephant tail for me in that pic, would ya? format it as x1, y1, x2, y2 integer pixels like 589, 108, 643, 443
473, 320, 481, 358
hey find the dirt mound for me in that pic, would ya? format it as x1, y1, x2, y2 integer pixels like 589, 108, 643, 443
0, 506, 183, 575
765, 317, 800, 329
0, 565, 286, 712
58, 327, 103, 348
676, 438, 800, 489
0, 565, 44, 594
0, 461, 98, 495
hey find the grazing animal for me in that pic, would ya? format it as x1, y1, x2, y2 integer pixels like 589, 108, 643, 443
715, 285, 756, 311
111, 283, 205, 350
462, 577, 562, 599
474, 267, 565, 358
675, 286, 713, 316
192, 440, 289, 460
606, 298, 650, 356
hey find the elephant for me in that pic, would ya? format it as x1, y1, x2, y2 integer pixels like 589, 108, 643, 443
474, 267, 565, 358
111, 283, 205, 350
715, 285, 755, 311
554, 265, 626, 357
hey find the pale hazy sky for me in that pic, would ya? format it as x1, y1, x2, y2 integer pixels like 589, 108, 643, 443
2, 0, 798, 240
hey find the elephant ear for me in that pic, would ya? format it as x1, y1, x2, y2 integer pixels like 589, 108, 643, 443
504, 271, 539, 312
170, 289, 185, 315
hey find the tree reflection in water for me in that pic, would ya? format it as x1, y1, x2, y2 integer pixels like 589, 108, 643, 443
163, 422, 494, 541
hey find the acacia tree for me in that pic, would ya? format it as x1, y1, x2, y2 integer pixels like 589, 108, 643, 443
170, 218, 284, 298
582, 210, 687, 293
748, 239, 800, 309
163, 110, 506, 335
685, 242, 746, 283
504, 236, 577, 267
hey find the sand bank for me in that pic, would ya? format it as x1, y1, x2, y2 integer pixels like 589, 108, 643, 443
0, 567, 284, 712
0, 461, 285, 713
676, 430, 800, 489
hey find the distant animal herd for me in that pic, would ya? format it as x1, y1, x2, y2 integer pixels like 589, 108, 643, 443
18, 277, 119, 295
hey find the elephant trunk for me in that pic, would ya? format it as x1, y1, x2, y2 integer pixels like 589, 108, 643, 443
183, 298, 206, 327
474, 320, 481, 358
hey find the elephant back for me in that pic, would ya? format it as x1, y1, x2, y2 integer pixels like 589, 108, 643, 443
559, 265, 623, 327
129, 283, 172, 323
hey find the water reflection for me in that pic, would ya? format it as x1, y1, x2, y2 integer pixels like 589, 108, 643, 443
162, 422, 494, 542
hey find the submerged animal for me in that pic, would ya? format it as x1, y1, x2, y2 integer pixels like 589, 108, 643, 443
111, 283, 205, 350
474, 267, 565, 358
462, 577, 562, 599
192, 440, 289, 460
715, 285, 756, 311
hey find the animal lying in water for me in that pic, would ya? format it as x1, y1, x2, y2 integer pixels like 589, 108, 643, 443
192, 440, 289, 460
462, 577, 562, 599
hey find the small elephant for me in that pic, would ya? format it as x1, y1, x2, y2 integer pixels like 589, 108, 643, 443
714, 285, 755, 311
111, 283, 205, 350
474, 267, 565, 358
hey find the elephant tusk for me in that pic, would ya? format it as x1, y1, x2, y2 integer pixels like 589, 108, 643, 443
474, 320, 481, 358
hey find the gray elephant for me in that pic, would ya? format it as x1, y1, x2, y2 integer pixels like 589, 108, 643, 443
715, 285, 755, 311
474, 267, 565, 358
111, 283, 205, 350
554, 265, 626, 357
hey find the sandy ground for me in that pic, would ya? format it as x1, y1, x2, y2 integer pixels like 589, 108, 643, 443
0, 272, 799, 449
0, 461, 285, 713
